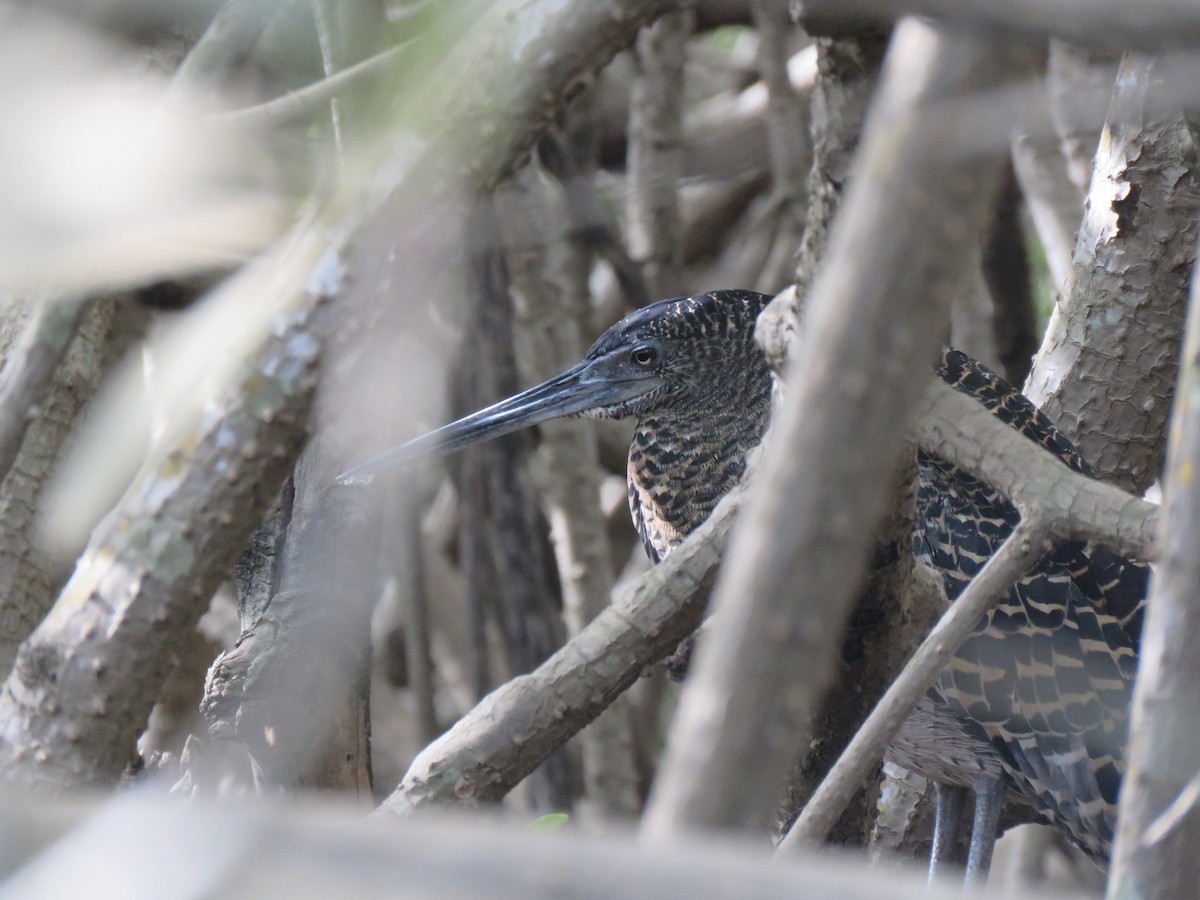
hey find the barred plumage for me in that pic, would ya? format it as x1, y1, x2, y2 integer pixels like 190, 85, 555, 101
913, 348, 1147, 860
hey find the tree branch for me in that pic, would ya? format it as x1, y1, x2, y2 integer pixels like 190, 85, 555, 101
1108, 234, 1200, 898
777, 519, 1049, 851
376, 486, 740, 814
627, 9, 692, 297
917, 378, 1160, 558
640, 20, 1016, 839
1024, 53, 1200, 494
0, 265, 321, 788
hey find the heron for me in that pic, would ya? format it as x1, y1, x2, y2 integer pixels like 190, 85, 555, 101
340, 288, 1145, 881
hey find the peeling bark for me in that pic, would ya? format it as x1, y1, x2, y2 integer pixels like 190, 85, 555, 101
1025, 54, 1200, 495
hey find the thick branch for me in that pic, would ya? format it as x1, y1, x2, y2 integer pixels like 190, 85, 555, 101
640, 20, 1015, 839
0, 278, 320, 788
0, 792, 1082, 900
0, 297, 88, 487
1108, 242, 1200, 899
792, 0, 1200, 52
0, 297, 113, 676
1025, 53, 1200, 494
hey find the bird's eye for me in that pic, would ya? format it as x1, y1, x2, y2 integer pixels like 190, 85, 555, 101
630, 346, 658, 367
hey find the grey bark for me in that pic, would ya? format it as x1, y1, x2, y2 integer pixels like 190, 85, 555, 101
0, 297, 319, 788
202, 441, 376, 794
1107, 257, 1200, 898
378, 484, 741, 814
0, 296, 88, 488
639, 21, 1017, 838
627, 10, 692, 297
1025, 54, 1200, 495
0, 297, 113, 676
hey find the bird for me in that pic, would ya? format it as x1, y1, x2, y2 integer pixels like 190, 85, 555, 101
339, 289, 1146, 880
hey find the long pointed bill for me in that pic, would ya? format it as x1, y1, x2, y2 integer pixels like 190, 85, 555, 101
337, 361, 649, 485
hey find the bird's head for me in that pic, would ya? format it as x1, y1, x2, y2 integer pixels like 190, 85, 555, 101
337, 289, 772, 484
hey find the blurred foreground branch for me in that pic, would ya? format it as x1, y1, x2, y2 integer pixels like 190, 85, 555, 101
793, 0, 1200, 52
0, 255, 321, 788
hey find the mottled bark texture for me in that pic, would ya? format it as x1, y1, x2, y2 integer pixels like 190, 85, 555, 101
627, 9, 692, 298
1025, 54, 1200, 495
0, 296, 319, 788
756, 25, 889, 369
0, 297, 113, 676
640, 22, 1016, 838
1108, 263, 1200, 899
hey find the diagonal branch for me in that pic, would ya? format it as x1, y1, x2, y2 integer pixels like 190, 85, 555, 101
639, 21, 1017, 839
776, 518, 1050, 851
376, 486, 741, 814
